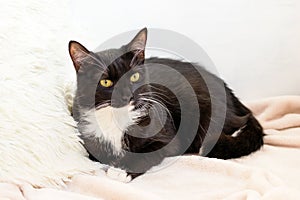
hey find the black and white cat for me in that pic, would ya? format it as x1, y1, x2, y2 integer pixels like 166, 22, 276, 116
69, 28, 264, 181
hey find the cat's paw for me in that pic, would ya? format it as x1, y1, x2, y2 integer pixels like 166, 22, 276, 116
106, 167, 132, 183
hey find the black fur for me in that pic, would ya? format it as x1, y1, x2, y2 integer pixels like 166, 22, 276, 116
69, 28, 264, 179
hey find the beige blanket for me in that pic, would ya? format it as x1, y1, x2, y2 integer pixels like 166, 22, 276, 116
1, 96, 300, 200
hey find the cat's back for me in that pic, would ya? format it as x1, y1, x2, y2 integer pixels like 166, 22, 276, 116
145, 57, 217, 79
145, 57, 237, 111
145, 57, 224, 89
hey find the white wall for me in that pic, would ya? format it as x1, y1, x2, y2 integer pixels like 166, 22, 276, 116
70, 0, 300, 101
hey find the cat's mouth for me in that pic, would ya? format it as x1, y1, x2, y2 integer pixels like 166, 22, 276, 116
95, 101, 147, 124
95, 103, 110, 110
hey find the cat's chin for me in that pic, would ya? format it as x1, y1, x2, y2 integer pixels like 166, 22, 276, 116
93, 103, 145, 154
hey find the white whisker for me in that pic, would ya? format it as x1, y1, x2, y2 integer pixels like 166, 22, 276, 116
139, 97, 172, 120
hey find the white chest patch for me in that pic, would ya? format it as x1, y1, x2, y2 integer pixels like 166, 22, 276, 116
94, 105, 139, 154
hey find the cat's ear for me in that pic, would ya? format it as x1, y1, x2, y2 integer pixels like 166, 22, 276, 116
69, 41, 90, 72
126, 28, 147, 64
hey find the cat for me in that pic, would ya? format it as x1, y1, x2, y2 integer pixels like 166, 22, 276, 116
69, 28, 264, 181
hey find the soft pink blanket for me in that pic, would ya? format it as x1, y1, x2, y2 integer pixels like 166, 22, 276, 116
1, 96, 300, 200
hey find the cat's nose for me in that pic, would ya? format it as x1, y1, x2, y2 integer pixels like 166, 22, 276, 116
121, 96, 133, 104
121, 97, 128, 102
111, 96, 133, 108
111, 99, 127, 108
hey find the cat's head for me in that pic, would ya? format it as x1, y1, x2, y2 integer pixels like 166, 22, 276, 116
69, 28, 149, 110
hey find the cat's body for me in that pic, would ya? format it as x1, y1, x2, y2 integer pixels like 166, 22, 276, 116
69, 28, 264, 180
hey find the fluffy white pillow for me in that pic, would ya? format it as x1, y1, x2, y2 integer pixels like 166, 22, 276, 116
0, 0, 98, 187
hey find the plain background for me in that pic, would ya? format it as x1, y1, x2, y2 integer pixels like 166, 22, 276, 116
70, 0, 300, 101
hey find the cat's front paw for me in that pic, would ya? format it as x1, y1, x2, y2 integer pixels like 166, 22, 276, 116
106, 167, 132, 183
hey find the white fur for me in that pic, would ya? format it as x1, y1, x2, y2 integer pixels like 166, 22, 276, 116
94, 105, 139, 154
0, 0, 99, 188
106, 167, 132, 183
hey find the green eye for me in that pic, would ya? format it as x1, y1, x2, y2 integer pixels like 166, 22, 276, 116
100, 79, 113, 87
130, 72, 140, 82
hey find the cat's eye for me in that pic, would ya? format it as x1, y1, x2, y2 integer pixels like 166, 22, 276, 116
130, 72, 140, 83
100, 79, 113, 87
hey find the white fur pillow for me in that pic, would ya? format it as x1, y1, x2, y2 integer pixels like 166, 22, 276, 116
0, 0, 98, 187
